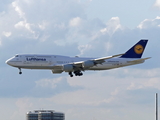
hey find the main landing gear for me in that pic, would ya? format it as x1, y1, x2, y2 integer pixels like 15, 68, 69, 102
19, 68, 22, 74
74, 71, 83, 76
69, 72, 73, 77
68, 71, 83, 77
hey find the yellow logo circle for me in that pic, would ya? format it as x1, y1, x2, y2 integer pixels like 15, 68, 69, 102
134, 44, 144, 54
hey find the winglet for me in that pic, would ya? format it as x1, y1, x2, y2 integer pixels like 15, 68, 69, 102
120, 39, 148, 58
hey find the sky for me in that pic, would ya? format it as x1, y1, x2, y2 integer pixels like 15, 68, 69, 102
1, 0, 160, 120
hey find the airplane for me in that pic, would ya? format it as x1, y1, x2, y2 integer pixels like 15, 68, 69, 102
6, 40, 150, 77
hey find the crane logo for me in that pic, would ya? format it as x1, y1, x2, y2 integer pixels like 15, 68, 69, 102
134, 44, 144, 54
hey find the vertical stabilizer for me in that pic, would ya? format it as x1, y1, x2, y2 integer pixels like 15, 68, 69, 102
120, 40, 148, 58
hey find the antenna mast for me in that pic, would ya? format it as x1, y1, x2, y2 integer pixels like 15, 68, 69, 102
156, 93, 158, 120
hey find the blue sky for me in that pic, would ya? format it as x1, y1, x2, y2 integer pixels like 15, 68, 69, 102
87, 0, 158, 28
1, 0, 160, 120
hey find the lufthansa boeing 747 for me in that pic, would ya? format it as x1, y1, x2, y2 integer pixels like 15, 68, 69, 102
6, 40, 150, 77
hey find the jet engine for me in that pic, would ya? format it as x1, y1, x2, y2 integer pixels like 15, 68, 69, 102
63, 64, 74, 72
82, 60, 95, 68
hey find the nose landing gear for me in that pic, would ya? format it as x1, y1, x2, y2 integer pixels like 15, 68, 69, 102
19, 68, 22, 74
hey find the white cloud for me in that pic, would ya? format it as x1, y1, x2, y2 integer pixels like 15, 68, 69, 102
137, 16, 160, 29
100, 17, 122, 35
154, 0, 160, 8
3, 31, 12, 37
35, 77, 67, 89
12, 1, 25, 19
38, 21, 48, 30
69, 17, 82, 27
15, 21, 35, 34
78, 44, 92, 56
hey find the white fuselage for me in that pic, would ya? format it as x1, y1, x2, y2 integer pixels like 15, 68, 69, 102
6, 54, 144, 71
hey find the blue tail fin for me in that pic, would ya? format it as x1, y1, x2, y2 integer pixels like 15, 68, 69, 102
120, 40, 148, 58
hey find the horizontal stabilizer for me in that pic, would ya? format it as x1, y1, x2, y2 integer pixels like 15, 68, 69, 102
127, 57, 151, 63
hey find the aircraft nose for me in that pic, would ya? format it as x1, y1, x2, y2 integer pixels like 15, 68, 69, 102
5, 59, 9, 65
5, 59, 12, 65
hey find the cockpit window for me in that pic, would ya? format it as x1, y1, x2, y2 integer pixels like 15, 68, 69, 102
15, 55, 19, 57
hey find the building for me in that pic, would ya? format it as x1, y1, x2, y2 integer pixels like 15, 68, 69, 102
26, 110, 65, 120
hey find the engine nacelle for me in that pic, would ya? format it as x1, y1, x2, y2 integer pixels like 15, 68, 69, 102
52, 70, 63, 74
83, 60, 95, 68
63, 64, 74, 72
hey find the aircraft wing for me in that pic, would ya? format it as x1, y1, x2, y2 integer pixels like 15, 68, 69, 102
53, 53, 125, 71
93, 53, 125, 63
73, 53, 125, 68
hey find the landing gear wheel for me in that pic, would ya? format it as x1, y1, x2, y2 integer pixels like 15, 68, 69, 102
18, 68, 22, 75
70, 75, 73, 77
74, 71, 83, 76
69, 72, 73, 77
79, 72, 83, 76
